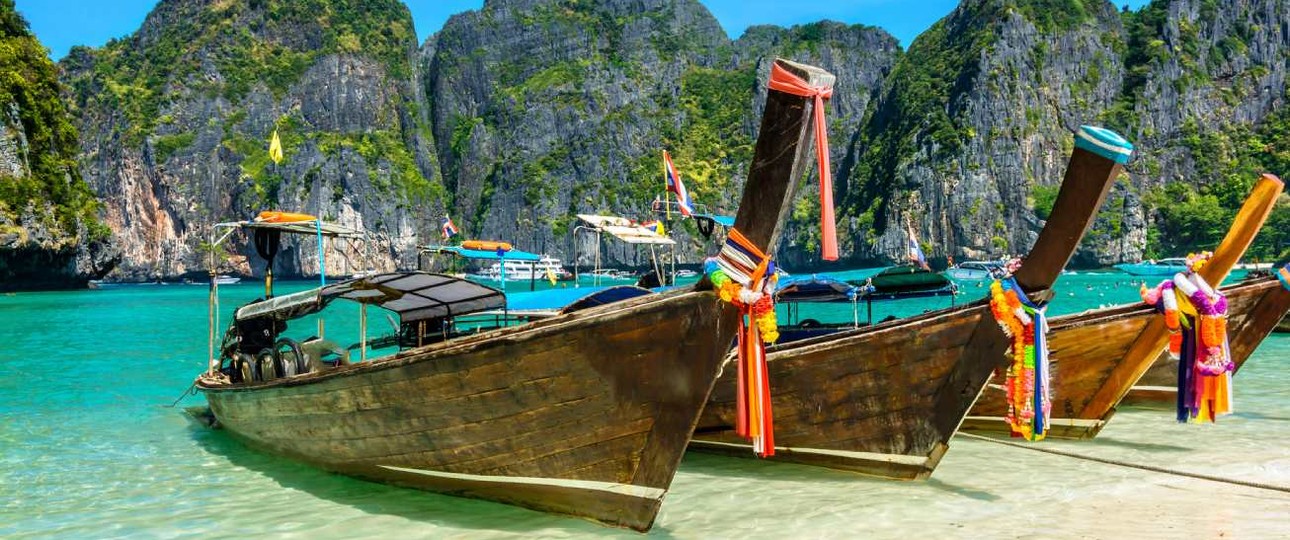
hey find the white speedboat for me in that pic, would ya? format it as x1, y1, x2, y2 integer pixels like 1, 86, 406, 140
482, 257, 572, 281
214, 275, 241, 285
944, 261, 1004, 281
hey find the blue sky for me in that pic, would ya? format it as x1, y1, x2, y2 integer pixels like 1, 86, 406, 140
17, 0, 1152, 60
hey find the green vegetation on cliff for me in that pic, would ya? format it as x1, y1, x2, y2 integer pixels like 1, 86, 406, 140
65, 0, 416, 147
0, 0, 104, 237
1145, 109, 1290, 261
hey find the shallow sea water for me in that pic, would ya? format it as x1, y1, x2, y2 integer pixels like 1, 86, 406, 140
1, 272, 1287, 538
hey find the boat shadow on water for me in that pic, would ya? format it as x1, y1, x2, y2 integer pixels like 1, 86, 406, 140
185, 419, 680, 537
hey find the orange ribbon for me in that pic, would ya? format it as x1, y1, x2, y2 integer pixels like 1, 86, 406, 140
768, 62, 837, 261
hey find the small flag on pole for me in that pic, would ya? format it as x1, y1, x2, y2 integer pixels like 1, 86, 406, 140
268, 128, 284, 165
546, 265, 558, 286
907, 219, 929, 270
663, 151, 694, 217
441, 216, 459, 239
642, 220, 665, 237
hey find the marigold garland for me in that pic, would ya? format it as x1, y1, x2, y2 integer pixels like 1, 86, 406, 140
989, 271, 1051, 441
1140, 251, 1233, 423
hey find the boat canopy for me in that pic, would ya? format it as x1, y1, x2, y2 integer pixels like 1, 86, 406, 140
854, 265, 955, 297
576, 214, 676, 245
234, 272, 505, 323
775, 274, 857, 303
214, 218, 366, 238
560, 286, 654, 314
421, 244, 542, 261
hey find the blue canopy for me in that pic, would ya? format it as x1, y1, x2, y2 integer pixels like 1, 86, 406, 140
693, 213, 735, 227
423, 245, 541, 261
506, 287, 610, 312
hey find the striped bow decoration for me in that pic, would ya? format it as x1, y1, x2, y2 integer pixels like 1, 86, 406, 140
706, 228, 778, 457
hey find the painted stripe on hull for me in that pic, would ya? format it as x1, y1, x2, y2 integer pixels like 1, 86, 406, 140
690, 439, 931, 467
378, 465, 666, 501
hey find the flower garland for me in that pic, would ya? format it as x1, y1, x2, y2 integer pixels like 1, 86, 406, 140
705, 227, 778, 457
988, 265, 1051, 441
1140, 251, 1233, 423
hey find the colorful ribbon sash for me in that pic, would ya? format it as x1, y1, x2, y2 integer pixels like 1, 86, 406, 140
707, 228, 778, 457
1278, 266, 1290, 292
989, 277, 1051, 441
1141, 252, 1233, 423
767, 63, 837, 261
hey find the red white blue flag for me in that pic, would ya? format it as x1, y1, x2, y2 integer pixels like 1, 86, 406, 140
907, 220, 929, 270
663, 150, 694, 217
441, 216, 459, 239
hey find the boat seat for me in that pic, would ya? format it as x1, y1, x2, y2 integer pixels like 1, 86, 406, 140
301, 338, 349, 370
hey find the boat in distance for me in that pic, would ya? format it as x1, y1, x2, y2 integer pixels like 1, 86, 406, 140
1113, 258, 1189, 276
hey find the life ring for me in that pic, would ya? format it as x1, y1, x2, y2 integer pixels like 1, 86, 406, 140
461, 240, 513, 252
257, 210, 317, 223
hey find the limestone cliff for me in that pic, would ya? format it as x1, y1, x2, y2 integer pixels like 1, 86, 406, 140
57, 0, 1290, 283
62, 0, 444, 280
0, 0, 116, 291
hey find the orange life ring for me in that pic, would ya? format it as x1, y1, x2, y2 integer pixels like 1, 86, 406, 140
257, 211, 317, 223
461, 240, 513, 252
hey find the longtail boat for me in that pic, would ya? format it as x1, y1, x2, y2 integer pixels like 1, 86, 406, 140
191, 58, 832, 531
690, 125, 1131, 479
963, 174, 1285, 436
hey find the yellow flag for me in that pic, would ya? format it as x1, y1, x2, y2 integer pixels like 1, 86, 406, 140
546, 266, 557, 286
268, 128, 284, 165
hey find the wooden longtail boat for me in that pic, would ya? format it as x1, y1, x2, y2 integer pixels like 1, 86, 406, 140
690, 126, 1130, 479
963, 174, 1285, 436
192, 58, 832, 531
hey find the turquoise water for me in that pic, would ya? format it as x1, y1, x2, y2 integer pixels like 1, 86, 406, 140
1, 273, 1287, 538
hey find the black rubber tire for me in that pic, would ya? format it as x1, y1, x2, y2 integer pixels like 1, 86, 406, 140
274, 337, 307, 375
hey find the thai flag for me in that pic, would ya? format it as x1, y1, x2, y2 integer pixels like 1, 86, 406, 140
664, 151, 694, 217
441, 217, 459, 239
907, 221, 929, 270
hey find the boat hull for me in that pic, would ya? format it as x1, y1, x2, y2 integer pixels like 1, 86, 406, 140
964, 278, 1283, 436
1121, 278, 1290, 406
200, 291, 726, 531
1112, 263, 1181, 276
692, 302, 992, 480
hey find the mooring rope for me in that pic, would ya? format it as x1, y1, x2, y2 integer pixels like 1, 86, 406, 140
166, 382, 197, 408
956, 432, 1290, 494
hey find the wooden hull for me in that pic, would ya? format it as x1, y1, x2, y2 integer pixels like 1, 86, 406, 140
1121, 278, 1290, 406
692, 301, 990, 480
200, 291, 726, 531
965, 278, 1285, 435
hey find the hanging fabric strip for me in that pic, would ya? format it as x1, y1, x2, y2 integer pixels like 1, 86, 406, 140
767, 63, 837, 261
1278, 266, 1290, 291
1141, 252, 1233, 423
706, 227, 779, 457
988, 276, 1050, 441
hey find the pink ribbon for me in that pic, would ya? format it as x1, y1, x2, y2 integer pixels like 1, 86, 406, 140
768, 63, 837, 261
